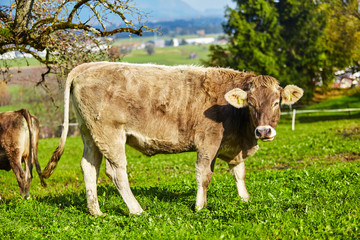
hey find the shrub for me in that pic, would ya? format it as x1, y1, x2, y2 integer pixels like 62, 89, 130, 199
0, 81, 10, 106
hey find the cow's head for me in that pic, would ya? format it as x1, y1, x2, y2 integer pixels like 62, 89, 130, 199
225, 76, 303, 141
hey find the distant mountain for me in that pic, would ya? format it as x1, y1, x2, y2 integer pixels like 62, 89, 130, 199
87, 0, 227, 36
134, 0, 224, 21
111, 16, 225, 39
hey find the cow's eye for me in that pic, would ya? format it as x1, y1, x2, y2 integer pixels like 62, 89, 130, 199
273, 101, 279, 107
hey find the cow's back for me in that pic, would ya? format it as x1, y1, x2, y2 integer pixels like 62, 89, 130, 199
70, 63, 225, 155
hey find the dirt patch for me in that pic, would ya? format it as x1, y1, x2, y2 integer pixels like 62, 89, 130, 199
6, 66, 60, 86
273, 164, 291, 170
324, 152, 360, 162
269, 153, 359, 171
336, 126, 360, 139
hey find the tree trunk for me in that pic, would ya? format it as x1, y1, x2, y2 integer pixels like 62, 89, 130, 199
13, 0, 34, 41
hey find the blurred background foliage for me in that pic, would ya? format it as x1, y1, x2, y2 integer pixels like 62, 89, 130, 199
204, 0, 360, 101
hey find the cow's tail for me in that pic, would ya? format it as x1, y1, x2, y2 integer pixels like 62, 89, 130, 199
41, 73, 72, 179
20, 109, 46, 187
32, 117, 47, 187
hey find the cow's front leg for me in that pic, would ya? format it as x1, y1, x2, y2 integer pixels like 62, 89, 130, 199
8, 150, 29, 199
229, 159, 250, 202
195, 151, 217, 211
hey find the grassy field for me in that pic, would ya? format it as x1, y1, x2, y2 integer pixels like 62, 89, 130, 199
0, 58, 42, 68
1, 41, 359, 239
0, 91, 359, 239
120, 44, 210, 66
1, 35, 213, 69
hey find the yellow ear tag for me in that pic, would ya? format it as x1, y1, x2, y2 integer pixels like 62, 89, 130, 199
237, 98, 244, 105
289, 93, 293, 101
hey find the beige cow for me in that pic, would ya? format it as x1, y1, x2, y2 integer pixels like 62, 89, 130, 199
42, 62, 303, 215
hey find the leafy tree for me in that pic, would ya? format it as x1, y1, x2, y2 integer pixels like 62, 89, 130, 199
145, 42, 155, 55
0, 0, 153, 85
320, 0, 360, 70
205, 0, 360, 100
276, 0, 328, 99
205, 0, 282, 77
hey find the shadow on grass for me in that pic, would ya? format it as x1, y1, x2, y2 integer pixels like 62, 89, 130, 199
298, 112, 360, 123
1, 184, 196, 215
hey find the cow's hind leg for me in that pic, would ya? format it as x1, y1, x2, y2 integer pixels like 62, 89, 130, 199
80, 131, 103, 215
22, 152, 33, 199
104, 130, 143, 215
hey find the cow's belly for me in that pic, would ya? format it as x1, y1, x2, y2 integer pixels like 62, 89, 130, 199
126, 130, 195, 156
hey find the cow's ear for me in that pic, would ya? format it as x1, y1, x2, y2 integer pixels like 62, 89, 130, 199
225, 88, 248, 108
281, 85, 304, 105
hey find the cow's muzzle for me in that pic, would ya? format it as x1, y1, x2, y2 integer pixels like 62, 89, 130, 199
255, 125, 276, 141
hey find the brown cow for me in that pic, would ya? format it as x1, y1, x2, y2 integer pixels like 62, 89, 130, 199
0, 109, 46, 199
42, 62, 303, 215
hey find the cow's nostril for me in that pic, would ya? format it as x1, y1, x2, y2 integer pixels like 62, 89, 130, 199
255, 129, 261, 137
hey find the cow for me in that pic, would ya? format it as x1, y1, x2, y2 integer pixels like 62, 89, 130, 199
0, 109, 46, 199
41, 62, 303, 215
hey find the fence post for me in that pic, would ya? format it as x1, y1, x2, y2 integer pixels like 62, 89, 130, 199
292, 109, 296, 131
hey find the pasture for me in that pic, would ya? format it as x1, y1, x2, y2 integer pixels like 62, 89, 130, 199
1, 43, 359, 238
120, 44, 210, 66
0, 91, 359, 239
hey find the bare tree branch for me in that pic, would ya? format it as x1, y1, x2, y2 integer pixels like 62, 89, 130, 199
85, 2, 106, 30
68, 0, 92, 23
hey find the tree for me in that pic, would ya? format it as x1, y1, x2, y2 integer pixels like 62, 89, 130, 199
0, 0, 153, 84
276, 0, 329, 98
320, 0, 360, 70
145, 42, 155, 55
204, 0, 283, 77
204, 0, 360, 100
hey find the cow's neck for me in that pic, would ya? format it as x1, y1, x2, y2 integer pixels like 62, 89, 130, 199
218, 106, 258, 161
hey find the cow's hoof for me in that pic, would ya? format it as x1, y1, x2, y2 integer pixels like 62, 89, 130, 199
130, 209, 143, 216
89, 210, 105, 216
195, 205, 204, 212
95, 212, 107, 217
24, 192, 30, 200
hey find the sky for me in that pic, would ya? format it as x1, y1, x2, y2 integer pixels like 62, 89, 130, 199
181, 0, 236, 12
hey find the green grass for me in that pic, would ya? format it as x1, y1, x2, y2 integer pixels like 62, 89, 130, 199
0, 86, 35, 112
0, 58, 42, 68
280, 89, 360, 122
0, 94, 359, 239
306, 91, 360, 110
121, 44, 210, 66
1, 35, 214, 69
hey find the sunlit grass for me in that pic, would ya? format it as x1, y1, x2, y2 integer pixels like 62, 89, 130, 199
121, 44, 210, 66
0, 93, 359, 239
